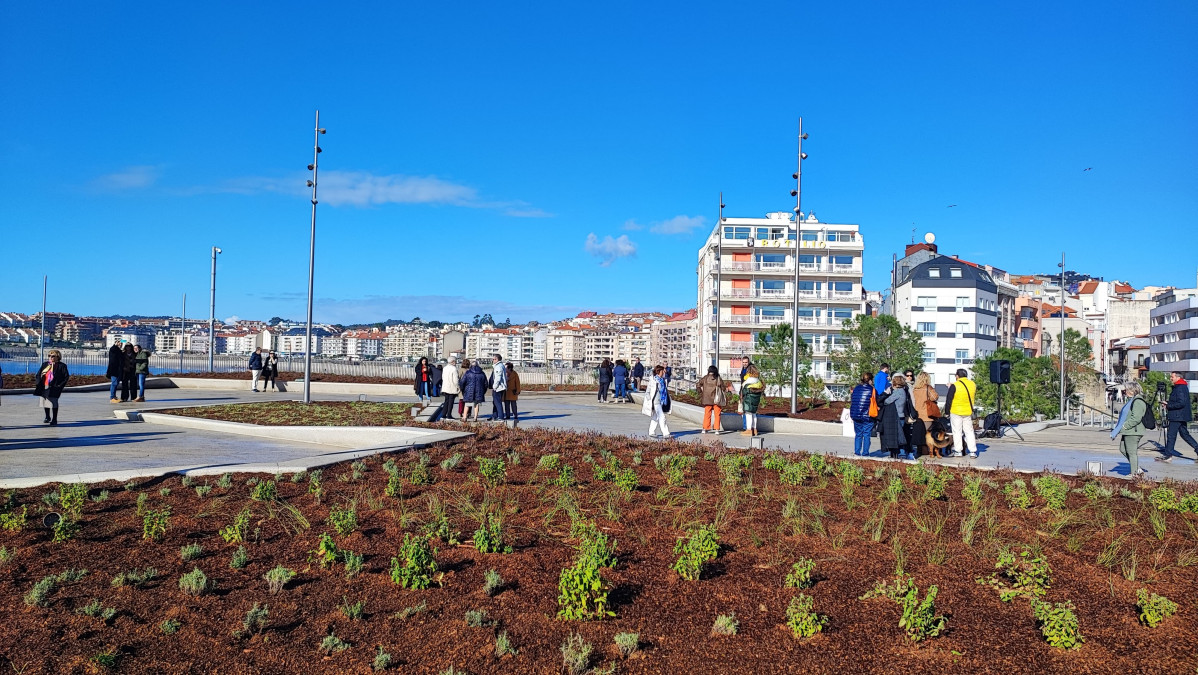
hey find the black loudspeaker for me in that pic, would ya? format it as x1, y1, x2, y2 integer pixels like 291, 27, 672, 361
990, 359, 1011, 384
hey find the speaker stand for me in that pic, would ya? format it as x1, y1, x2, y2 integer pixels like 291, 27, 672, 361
994, 383, 1024, 441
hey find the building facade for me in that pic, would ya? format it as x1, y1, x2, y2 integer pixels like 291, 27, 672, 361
650, 310, 698, 377
1148, 288, 1198, 390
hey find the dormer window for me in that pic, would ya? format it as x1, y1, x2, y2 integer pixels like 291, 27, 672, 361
928, 268, 941, 278
950, 268, 963, 278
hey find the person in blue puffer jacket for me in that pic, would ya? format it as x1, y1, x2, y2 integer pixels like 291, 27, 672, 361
459, 362, 489, 422
849, 372, 876, 457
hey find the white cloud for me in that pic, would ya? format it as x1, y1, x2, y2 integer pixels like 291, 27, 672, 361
622, 219, 644, 231
650, 214, 706, 235
90, 165, 160, 191
585, 233, 637, 266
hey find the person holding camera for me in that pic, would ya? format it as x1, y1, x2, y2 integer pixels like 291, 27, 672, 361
1111, 381, 1148, 476
1160, 371, 1198, 462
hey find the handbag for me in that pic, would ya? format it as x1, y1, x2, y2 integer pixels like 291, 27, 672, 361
868, 389, 879, 418
924, 386, 941, 419
714, 383, 727, 409
662, 391, 672, 413
904, 389, 918, 425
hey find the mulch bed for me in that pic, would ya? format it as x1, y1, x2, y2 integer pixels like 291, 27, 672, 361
671, 391, 846, 422
1, 417, 1196, 673
153, 401, 415, 426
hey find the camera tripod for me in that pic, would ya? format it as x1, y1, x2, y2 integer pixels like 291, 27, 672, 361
992, 383, 1024, 440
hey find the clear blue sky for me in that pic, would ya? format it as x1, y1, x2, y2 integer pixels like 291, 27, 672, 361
2, 1, 1195, 325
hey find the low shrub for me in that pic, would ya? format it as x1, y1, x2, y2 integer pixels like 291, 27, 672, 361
899, 584, 947, 641
339, 597, 364, 620
111, 568, 157, 588
472, 513, 514, 554
1031, 599, 1083, 649
464, 608, 488, 627
373, 646, 393, 671
1032, 475, 1070, 510
476, 457, 506, 487
390, 534, 437, 589
785, 594, 827, 639
159, 618, 181, 634
1003, 479, 1033, 509
978, 547, 1052, 601
560, 633, 593, 675
1148, 486, 1179, 512
313, 532, 340, 568
263, 565, 296, 594
673, 524, 719, 581
250, 480, 277, 502
76, 598, 117, 623
495, 630, 517, 657
483, 568, 504, 596
180, 543, 203, 562
219, 508, 251, 544
58, 483, 88, 519
711, 612, 739, 636
614, 632, 639, 657
785, 558, 816, 589
178, 567, 209, 596
142, 508, 170, 542
1, 505, 28, 532
574, 520, 617, 569
320, 631, 350, 654
1135, 588, 1178, 627
342, 549, 363, 577
230, 545, 248, 569
557, 557, 613, 620
24, 575, 58, 607
328, 501, 358, 537
242, 602, 269, 635
440, 452, 464, 471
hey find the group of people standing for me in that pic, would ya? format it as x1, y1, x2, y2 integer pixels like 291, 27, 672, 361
597, 358, 639, 403
437, 354, 520, 423
849, 363, 978, 461
248, 348, 279, 392
106, 341, 152, 403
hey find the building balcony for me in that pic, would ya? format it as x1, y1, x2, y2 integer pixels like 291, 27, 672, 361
723, 289, 794, 300
721, 315, 788, 328
718, 261, 794, 274
797, 290, 860, 302
1150, 316, 1198, 337
798, 263, 860, 275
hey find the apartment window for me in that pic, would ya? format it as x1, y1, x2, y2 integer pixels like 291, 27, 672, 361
723, 226, 750, 240
770, 228, 787, 240
917, 322, 936, 337
797, 307, 818, 318
950, 268, 963, 278
827, 333, 845, 347
832, 281, 853, 293
916, 296, 936, 308
1020, 328, 1034, 340
759, 306, 785, 319
928, 268, 941, 278
828, 231, 856, 242
831, 308, 853, 320
755, 227, 771, 240
956, 322, 968, 336
922, 349, 936, 363
798, 281, 822, 292
800, 232, 819, 241
799, 333, 817, 346
756, 254, 786, 266
956, 297, 969, 308
955, 349, 969, 364
798, 254, 822, 266
758, 280, 785, 292
831, 255, 854, 266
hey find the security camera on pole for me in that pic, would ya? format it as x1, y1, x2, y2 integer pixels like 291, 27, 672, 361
303, 111, 327, 405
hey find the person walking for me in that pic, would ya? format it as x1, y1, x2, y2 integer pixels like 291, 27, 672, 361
641, 364, 671, 439
261, 350, 279, 391
881, 374, 911, 460
106, 341, 124, 403
631, 359, 645, 392
597, 358, 613, 403
1111, 381, 1148, 476
740, 364, 765, 436
910, 372, 941, 458
248, 348, 264, 392
133, 344, 151, 402
944, 368, 979, 458
503, 362, 521, 421
120, 343, 137, 402
697, 365, 728, 434
488, 354, 508, 421
440, 356, 461, 420
459, 360, 488, 422
34, 349, 70, 426
415, 357, 434, 406
1160, 371, 1198, 462
613, 359, 629, 403
849, 372, 876, 456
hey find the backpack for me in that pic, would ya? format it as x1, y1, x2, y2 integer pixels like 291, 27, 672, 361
1140, 398, 1156, 430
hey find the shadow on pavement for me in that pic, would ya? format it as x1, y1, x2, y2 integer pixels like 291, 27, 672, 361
0, 431, 179, 451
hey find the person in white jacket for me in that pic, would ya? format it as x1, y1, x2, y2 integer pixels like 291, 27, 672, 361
641, 365, 671, 439
440, 357, 461, 420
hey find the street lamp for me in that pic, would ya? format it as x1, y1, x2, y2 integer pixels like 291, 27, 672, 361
714, 193, 724, 374
209, 246, 222, 372
790, 118, 808, 415
303, 110, 326, 405
1058, 253, 1066, 420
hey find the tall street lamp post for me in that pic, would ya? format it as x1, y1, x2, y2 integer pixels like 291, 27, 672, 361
790, 118, 808, 415
209, 247, 221, 372
1058, 253, 1066, 420
40, 276, 47, 363
303, 111, 326, 405
715, 193, 724, 373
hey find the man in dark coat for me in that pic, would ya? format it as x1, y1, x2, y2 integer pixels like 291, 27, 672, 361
106, 342, 124, 403
631, 359, 645, 392
431, 363, 444, 397
459, 362, 489, 421
1160, 371, 1198, 462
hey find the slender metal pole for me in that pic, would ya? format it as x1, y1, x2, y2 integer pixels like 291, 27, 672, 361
209, 247, 218, 372
40, 275, 47, 363
715, 193, 723, 374
791, 118, 805, 415
303, 110, 322, 404
1058, 252, 1066, 419
181, 293, 186, 371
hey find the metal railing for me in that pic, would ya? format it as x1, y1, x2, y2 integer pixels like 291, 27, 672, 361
1065, 400, 1115, 429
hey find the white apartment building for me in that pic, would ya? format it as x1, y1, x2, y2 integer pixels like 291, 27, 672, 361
547, 327, 586, 366
384, 329, 434, 360
584, 332, 617, 365
344, 331, 384, 358
106, 327, 157, 350
1148, 288, 1198, 390
697, 212, 866, 380
892, 255, 1000, 390
651, 310, 698, 377
615, 329, 652, 366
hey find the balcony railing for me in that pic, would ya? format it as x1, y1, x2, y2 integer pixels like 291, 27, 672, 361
723, 315, 787, 326
798, 263, 859, 274
719, 261, 794, 273
797, 290, 859, 300
724, 289, 794, 300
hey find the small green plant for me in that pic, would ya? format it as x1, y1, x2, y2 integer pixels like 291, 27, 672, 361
785, 558, 816, 589
111, 567, 157, 588
180, 543, 203, 562
785, 594, 828, 639
1180, 491, 1198, 513
409, 453, 434, 486
762, 453, 787, 472
219, 507, 251, 544
320, 631, 351, 654
1033, 475, 1070, 510
217, 473, 233, 488
899, 584, 947, 641
135, 491, 147, 516
560, 633, 593, 675
159, 487, 171, 497
0, 546, 11, 566
242, 602, 269, 635
24, 575, 58, 607
309, 471, 324, 503
339, 596, 364, 620
91, 489, 110, 503
1031, 599, 1083, 649
251, 479, 277, 502
230, 545, 248, 569
483, 568, 504, 596
76, 598, 117, 623
178, 567, 209, 596
978, 547, 1051, 601
1148, 486, 1179, 511
574, 520, 618, 568
51, 516, 80, 542
1, 505, 28, 532
422, 500, 461, 545
58, 483, 87, 519
860, 573, 914, 602
472, 513, 513, 554
557, 558, 613, 620
495, 630, 517, 657
264, 565, 296, 594
614, 631, 639, 657
1003, 479, 1033, 509
476, 457, 507, 487
464, 608, 488, 627
159, 618, 181, 634
717, 453, 754, 484
142, 508, 170, 542
92, 649, 119, 669
291, 470, 308, 483
656, 453, 697, 486
552, 464, 577, 488
673, 524, 719, 581
390, 534, 438, 589
962, 475, 985, 505
1081, 481, 1112, 501
711, 612, 739, 636
922, 471, 954, 501
440, 452, 464, 471
373, 646, 393, 671
342, 549, 363, 577
328, 501, 358, 537
1149, 509, 1167, 540
384, 473, 403, 498
537, 453, 562, 472
1135, 588, 1178, 627
313, 532, 340, 568
194, 484, 211, 498
882, 476, 904, 503
395, 600, 428, 619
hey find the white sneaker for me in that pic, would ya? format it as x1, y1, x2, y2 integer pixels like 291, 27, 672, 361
969, 453, 978, 459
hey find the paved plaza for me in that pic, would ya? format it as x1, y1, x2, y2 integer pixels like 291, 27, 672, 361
1, 385, 1195, 487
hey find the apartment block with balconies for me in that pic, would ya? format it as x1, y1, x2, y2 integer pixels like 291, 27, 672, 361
1148, 289, 1198, 390
696, 211, 865, 380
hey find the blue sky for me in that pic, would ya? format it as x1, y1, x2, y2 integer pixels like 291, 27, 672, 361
2, 1, 1195, 325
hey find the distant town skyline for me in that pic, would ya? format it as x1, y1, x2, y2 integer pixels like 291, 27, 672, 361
2, 2, 1195, 323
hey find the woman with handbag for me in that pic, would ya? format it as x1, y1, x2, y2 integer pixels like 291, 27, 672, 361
34, 349, 70, 426
849, 372, 876, 456
880, 374, 911, 460
641, 365, 672, 439
698, 365, 728, 434
911, 372, 941, 458
740, 365, 765, 437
